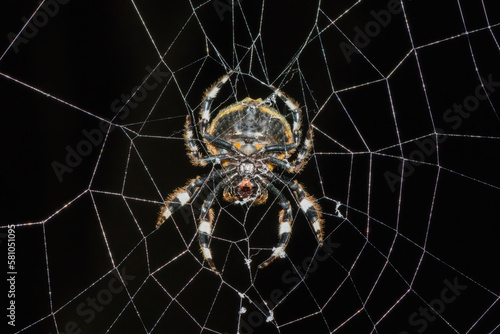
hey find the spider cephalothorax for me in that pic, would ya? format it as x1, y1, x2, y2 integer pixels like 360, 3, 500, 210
156, 71, 324, 272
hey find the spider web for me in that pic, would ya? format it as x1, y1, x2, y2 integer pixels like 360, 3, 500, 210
3, 0, 500, 333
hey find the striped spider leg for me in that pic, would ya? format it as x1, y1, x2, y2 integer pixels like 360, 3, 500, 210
258, 174, 324, 269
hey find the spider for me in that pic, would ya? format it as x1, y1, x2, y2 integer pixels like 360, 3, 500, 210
156, 71, 324, 272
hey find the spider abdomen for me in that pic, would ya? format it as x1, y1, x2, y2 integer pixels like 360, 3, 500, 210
208, 97, 294, 155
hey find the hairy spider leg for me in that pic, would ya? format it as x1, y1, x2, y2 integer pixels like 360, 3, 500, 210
184, 114, 207, 166
270, 85, 302, 145
197, 71, 247, 156
266, 127, 315, 173
289, 180, 324, 244
156, 176, 207, 228
289, 127, 314, 172
198, 206, 215, 270
203, 133, 242, 154
200, 71, 234, 135
258, 182, 293, 269
198, 172, 238, 272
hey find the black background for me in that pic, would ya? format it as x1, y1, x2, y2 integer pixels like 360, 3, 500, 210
2, 1, 500, 333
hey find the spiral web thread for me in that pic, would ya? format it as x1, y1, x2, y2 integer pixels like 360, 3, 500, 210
2, 0, 500, 333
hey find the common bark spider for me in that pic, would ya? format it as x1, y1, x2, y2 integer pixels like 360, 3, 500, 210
156, 71, 323, 272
